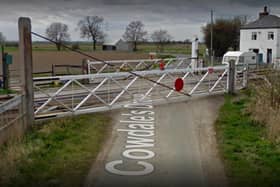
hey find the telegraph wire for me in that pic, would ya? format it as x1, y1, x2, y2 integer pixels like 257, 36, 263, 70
31, 31, 191, 97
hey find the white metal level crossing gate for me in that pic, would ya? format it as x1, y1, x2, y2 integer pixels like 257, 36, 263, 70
33, 58, 246, 119
87, 58, 192, 75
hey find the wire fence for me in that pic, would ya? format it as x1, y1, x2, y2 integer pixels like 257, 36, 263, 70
0, 95, 26, 144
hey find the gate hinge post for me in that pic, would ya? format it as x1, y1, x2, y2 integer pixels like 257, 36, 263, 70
18, 17, 34, 126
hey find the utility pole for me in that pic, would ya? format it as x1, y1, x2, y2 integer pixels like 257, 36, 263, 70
210, 9, 214, 66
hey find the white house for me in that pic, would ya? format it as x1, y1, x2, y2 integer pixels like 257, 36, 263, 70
102, 39, 133, 52
240, 6, 280, 64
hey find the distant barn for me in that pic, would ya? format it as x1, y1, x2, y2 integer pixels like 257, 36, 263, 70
102, 39, 133, 52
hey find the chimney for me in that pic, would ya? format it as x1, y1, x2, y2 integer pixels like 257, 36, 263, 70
259, 6, 269, 19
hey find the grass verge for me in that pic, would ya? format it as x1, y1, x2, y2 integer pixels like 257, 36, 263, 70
0, 113, 111, 187
215, 93, 280, 187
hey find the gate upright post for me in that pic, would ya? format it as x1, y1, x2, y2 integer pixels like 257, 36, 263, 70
18, 17, 34, 126
228, 60, 235, 95
82, 59, 89, 84
243, 64, 248, 88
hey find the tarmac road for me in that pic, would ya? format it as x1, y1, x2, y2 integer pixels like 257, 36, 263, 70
85, 95, 227, 187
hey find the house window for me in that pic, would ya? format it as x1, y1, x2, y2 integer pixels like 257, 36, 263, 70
252, 32, 257, 40
268, 32, 274, 40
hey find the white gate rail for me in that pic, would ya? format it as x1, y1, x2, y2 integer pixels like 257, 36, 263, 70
33, 64, 244, 119
87, 58, 192, 75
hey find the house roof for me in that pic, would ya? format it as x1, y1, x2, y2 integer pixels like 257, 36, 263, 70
103, 39, 120, 46
241, 15, 280, 29
103, 39, 127, 46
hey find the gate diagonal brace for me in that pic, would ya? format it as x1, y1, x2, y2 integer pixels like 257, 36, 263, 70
73, 79, 108, 111
109, 76, 138, 106
110, 77, 135, 98
189, 71, 209, 95
209, 69, 228, 92
34, 81, 74, 114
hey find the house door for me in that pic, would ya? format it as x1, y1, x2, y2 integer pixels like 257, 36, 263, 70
267, 49, 272, 63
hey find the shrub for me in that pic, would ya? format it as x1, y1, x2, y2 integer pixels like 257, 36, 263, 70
71, 43, 80, 50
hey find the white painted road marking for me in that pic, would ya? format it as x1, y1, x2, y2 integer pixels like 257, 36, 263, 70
105, 94, 155, 176
87, 96, 228, 187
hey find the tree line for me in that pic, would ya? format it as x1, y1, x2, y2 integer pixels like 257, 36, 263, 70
0, 16, 248, 56
43, 16, 173, 52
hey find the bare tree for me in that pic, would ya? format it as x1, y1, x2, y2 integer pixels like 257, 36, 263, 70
78, 16, 105, 51
0, 32, 6, 45
151, 29, 172, 52
46, 22, 70, 51
123, 21, 147, 51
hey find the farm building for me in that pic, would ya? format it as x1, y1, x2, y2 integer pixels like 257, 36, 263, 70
240, 6, 280, 64
102, 39, 133, 51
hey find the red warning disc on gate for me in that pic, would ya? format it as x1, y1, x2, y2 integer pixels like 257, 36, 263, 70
159, 60, 165, 70
208, 67, 214, 74
175, 78, 184, 91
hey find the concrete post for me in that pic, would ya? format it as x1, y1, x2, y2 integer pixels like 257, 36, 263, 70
18, 17, 34, 126
228, 60, 235, 95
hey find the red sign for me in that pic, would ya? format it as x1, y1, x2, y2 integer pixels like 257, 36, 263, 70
175, 78, 184, 91
159, 60, 165, 70
208, 67, 214, 74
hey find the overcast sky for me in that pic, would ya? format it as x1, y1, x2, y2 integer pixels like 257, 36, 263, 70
0, 0, 280, 42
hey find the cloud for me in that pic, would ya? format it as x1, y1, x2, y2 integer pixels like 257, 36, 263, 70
0, 0, 278, 41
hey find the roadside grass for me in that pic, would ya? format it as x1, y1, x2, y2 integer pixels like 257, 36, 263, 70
0, 113, 111, 187
215, 93, 280, 187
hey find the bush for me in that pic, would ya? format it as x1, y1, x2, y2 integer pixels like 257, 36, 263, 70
71, 43, 80, 50
5, 42, 18, 48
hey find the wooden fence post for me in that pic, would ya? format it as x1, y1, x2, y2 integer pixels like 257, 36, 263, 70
228, 60, 235, 95
82, 59, 89, 84
18, 17, 34, 126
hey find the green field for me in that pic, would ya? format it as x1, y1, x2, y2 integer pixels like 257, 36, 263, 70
216, 93, 280, 187
3, 42, 206, 55
0, 113, 111, 187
